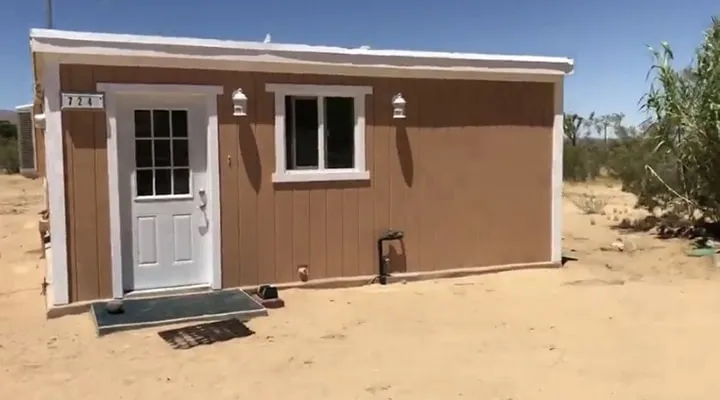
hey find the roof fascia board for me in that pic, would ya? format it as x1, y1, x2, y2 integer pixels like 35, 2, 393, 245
38, 52, 566, 83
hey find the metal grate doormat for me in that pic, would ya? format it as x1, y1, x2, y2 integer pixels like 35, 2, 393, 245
158, 319, 255, 349
90, 289, 268, 336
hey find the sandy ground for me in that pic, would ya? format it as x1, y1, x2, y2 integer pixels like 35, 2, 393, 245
2, 175, 720, 399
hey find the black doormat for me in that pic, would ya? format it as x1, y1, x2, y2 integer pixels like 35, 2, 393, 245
158, 318, 255, 349
90, 289, 268, 336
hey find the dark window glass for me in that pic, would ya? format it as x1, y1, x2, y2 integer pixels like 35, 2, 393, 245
172, 139, 189, 167
134, 110, 151, 138
136, 170, 153, 196
134, 108, 195, 198
135, 140, 152, 168
324, 97, 355, 169
171, 110, 188, 137
153, 139, 171, 167
153, 110, 170, 137
288, 96, 319, 169
173, 168, 190, 195
155, 169, 172, 195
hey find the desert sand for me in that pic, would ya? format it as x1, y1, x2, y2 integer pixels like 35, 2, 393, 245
2, 174, 720, 399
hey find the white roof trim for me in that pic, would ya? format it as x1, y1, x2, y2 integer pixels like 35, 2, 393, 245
15, 103, 34, 111
30, 29, 574, 81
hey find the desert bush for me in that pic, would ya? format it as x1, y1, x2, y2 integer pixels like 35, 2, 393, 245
563, 140, 606, 181
563, 16, 720, 233
629, 17, 720, 220
564, 144, 591, 181
0, 137, 19, 174
570, 192, 608, 214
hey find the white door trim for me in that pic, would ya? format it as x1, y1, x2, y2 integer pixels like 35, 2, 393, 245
98, 83, 224, 299
43, 59, 69, 306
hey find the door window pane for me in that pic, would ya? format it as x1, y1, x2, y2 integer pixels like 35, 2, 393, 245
153, 139, 171, 167
133, 108, 194, 198
171, 110, 188, 137
173, 168, 190, 195
136, 170, 153, 196
134, 110, 151, 138
155, 169, 172, 195
135, 139, 152, 168
153, 110, 171, 137
172, 139, 189, 167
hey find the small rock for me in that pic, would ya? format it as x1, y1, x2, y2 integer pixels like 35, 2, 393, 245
297, 266, 309, 282
611, 240, 624, 252
623, 239, 638, 252
605, 263, 623, 271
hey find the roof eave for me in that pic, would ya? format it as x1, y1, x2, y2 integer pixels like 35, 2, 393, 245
15, 104, 34, 111
30, 29, 574, 74
30, 30, 575, 79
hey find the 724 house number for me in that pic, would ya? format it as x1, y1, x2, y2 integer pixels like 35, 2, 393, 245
61, 93, 105, 110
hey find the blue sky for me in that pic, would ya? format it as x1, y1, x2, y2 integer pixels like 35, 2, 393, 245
1, 0, 718, 126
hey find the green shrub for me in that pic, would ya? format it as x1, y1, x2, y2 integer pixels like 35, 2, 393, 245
563, 141, 605, 182
0, 137, 19, 174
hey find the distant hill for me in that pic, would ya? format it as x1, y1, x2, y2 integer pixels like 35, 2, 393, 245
0, 110, 18, 125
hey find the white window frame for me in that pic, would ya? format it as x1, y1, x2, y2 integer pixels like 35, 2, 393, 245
266, 83, 372, 183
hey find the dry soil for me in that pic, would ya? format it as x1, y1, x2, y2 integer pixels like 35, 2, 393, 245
1, 175, 720, 399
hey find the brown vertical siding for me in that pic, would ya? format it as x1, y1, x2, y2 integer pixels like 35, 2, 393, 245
59, 65, 112, 301
59, 65, 553, 302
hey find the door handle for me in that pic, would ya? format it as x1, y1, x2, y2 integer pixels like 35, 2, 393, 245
198, 189, 207, 210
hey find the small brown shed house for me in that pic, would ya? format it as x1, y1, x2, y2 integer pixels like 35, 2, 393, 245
27, 29, 573, 314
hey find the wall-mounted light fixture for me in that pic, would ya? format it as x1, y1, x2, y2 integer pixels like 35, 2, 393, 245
34, 113, 46, 130
392, 93, 406, 119
232, 89, 248, 117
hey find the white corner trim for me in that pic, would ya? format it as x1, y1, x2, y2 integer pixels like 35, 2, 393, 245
97, 83, 223, 96
268, 83, 371, 184
100, 82, 223, 299
104, 92, 123, 299
551, 79, 564, 263
43, 59, 69, 305
31, 108, 38, 172
205, 94, 222, 289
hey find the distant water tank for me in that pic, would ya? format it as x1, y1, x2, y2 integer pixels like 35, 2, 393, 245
15, 104, 38, 176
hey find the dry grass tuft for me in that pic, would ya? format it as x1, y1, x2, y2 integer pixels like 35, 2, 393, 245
571, 193, 608, 215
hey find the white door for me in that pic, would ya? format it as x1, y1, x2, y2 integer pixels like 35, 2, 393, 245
116, 96, 210, 291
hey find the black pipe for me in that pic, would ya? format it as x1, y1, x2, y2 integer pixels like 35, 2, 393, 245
377, 229, 404, 285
